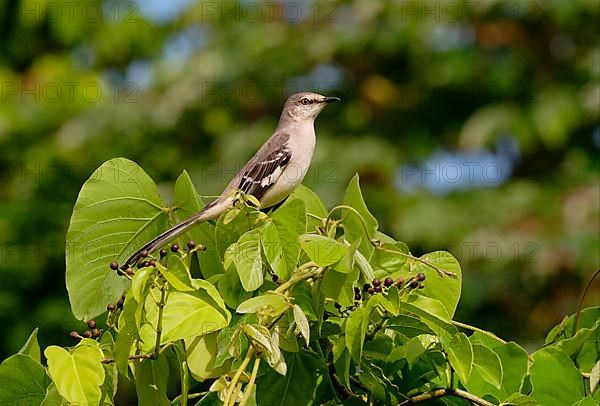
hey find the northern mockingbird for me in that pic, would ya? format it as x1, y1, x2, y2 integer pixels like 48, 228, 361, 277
124, 92, 340, 268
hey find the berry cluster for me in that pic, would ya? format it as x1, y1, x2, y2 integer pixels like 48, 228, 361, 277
69, 319, 101, 341
363, 272, 426, 296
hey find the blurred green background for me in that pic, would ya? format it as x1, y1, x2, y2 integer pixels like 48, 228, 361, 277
0, 0, 598, 360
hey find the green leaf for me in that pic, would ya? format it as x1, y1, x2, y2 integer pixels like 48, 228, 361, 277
288, 185, 327, 230
590, 361, 600, 394
385, 314, 434, 338
173, 170, 223, 278
299, 234, 347, 266
501, 393, 538, 405
345, 300, 377, 363
545, 306, 599, 344
342, 174, 378, 255
262, 199, 306, 279
18, 328, 40, 363
227, 228, 264, 291
471, 344, 503, 389
256, 350, 326, 405
237, 293, 287, 316
0, 353, 51, 405
185, 332, 227, 381
215, 205, 262, 259
320, 267, 359, 307
114, 292, 138, 377
413, 251, 462, 318
530, 347, 585, 405
445, 333, 473, 384
142, 287, 230, 349
466, 339, 529, 400
135, 357, 170, 406
40, 383, 68, 406
293, 304, 311, 346
333, 336, 351, 387
66, 158, 168, 321
45, 339, 105, 406
370, 243, 409, 279
291, 280, 317, 321
157, 255, 193, 291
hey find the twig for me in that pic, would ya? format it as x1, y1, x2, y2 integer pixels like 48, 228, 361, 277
153, 280, 168, 359
224, 347, 255, 406
573, 269, 600, 334
239, 355, 261, 406
101, 353, 153, 364
451, 320, 507, 344
398, 388, 495, 406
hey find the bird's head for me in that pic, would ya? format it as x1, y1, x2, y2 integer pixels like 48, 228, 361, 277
282, 92, 340, 121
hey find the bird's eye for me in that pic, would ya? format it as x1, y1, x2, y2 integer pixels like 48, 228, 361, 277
300, 98, 310, 105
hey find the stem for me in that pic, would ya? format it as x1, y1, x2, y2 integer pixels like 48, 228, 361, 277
224, 347, 255, 406
239, 355, 261, 406
377, 246, 456, 277
398, 388, 495, 406
451, 321, 507, 344
573, 268, 600, 334
153, 280, 168, 359
326, 205, 373, 239
101, 353, 153, 364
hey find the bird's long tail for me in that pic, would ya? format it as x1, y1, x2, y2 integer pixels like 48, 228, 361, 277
123, 199, 224, 269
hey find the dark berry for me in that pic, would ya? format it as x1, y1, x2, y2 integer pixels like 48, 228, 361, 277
374, 285, 382, 293
334, 303, 342, 309
354, 292, 361, 301
109, 262, 119, 271
88, 320, 96, 329
117, 297, 124, 309
138, 261, 147, 268
126, 268, 135, 276
367, 287, 375, 295
395, 277, 404, 286
409, 281, 419, 289
91, 328, 101, 338
148, 259, 156, 267
187, 240, 196, 250
384, 277, 394, 287
354, 287, 360, 294
363, 284, 371, 292
372, 279, 381, 287
69, 331, 79, 339
418, 282, 425, 289
416, 272, 426, 282
159, 248, 167, 258
272, 274, 279, 282
171, 244, 179, 253
107, 303, 116, 312
83, 330, 92, 338
140, 250, 149, 258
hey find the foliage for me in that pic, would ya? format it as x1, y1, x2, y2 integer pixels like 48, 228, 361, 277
1, 158, 597, 405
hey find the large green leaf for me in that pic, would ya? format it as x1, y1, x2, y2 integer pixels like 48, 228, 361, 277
18, 328, 41, 363
237, 293, 287, 316
262, 199, 306, 279
185, 332, 228, 381
66, 158, 168, 320
114, 291, 138, 377
299, 234, 347, 266
530, 347, 585, 405
141, 286, 230, 351
345, 298, 378, 363
444, 333, 473, 384
412, 251, 462, 318
45, 339, 105, 406
226, 228, 264, 291
173, 170, 224, 278
321, 267, 359, 307
342, 174, 378, 255
135, 357, 170, 406
256, 350, 326, 405
288, 185, 327, 230
470, 344, 503, 390
0, 353, 51, 406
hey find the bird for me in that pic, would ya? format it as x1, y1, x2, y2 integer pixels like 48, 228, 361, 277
123, 92, 340, 269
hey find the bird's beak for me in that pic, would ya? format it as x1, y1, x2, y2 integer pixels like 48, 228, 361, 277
324, 96, 341, 103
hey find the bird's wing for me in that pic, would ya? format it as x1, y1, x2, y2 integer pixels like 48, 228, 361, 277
237, 133, 292, 202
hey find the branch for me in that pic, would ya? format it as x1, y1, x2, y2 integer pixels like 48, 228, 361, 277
451, 320, 507, 344
398, 388, 495, 406
574, 268, 600, 334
